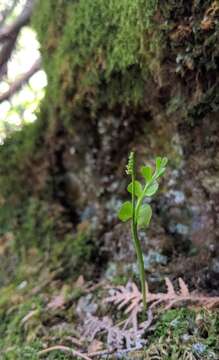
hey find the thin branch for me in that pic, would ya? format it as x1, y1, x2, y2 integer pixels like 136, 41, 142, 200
0, 0, 37, 79
0, 0, 19, 28
38, 345, 92, 360
0, 0, 36, 42
0, 58, 41, 103
0, 33, 18, 77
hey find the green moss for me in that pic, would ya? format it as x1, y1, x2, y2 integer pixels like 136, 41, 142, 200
0, 285, 16, 313
15, 198, 55, 253
147, 308, 219, 359
154, 308, 196, 338
31, 0, 219, 125
52, 227, 97, 278
0, 342, 40, 360
0, 294, 43, 358
0, 242, 92, 359
0, 197, 58, 258
69, 231, 93, 266
33, 0, 160, 113
0, 115, 47, 200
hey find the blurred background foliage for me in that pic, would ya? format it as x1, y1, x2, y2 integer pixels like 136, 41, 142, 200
0, 0, 47, 143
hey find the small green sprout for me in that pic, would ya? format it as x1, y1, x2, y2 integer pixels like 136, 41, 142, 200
118, 152, 168, 312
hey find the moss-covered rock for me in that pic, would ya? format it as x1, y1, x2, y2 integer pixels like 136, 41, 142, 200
33, 0, 161, 112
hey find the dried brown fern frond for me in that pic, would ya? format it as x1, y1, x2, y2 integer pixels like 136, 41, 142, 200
83, 315, 113, 341
83, 315, 146, 350
105, 277, 219, 316
79, 277, 219, 356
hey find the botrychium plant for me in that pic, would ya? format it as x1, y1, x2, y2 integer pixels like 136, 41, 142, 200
118, 152, 168, 312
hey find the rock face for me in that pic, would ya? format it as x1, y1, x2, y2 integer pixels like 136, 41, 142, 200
0, 1, 219, 290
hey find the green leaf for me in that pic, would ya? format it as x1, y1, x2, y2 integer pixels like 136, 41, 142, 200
145, 181, 159, 196
157, 167, 166, 178
127, 181, 143, 197
161, 157, 168, 167
137, 204, 152, 228
141, 166, 152, 182
155, 157, 168, 179
156, 157, 162, 170
118, 201, 132, 222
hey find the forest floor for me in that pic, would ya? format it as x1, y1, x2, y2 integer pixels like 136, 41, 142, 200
0, 243, 219, 360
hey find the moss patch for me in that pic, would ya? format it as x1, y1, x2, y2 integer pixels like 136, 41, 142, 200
33, 0, 161, 115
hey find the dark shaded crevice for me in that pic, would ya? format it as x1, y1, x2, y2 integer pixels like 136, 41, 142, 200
48, 122, 80, 225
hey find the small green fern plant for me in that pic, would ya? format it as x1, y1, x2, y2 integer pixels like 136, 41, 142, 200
118, 152, 168, 312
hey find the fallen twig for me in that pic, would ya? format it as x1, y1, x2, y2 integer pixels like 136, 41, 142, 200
38, 345, 92, 360
89, 346, 144, 358
65, 336, 83, 347
88, 348, 116, 358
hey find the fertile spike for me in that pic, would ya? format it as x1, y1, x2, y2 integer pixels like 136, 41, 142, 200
126, 151, 135, 175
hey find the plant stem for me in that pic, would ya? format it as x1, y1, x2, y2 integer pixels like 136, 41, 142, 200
131, 154, 147, 313
135, 181, 151, 220
131, 221, 147, 312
